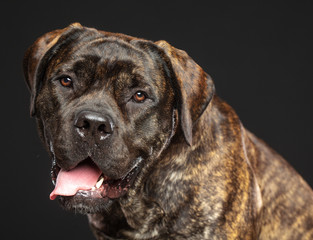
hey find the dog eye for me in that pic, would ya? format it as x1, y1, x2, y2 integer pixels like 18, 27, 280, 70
133, 91, 147, 103
59, 76, 73, 87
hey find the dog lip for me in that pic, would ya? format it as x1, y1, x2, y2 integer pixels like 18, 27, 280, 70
77, 156, 143, 199
50, 156, 144, 200
120, 156, 143, 179
51, 159, 60, 186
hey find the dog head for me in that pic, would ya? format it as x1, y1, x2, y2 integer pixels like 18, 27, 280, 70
23, 23, 214, 213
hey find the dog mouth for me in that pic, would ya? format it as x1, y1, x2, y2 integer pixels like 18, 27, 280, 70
50, 157, 141, 201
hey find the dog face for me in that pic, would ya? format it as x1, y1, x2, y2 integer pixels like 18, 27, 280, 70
23, 23, 214, 214
36, 31, 176, 178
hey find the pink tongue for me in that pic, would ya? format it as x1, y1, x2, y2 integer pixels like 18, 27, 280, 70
50, 160, 102, 200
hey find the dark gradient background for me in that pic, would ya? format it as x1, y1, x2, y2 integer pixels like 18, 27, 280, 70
2, 1, 312, 239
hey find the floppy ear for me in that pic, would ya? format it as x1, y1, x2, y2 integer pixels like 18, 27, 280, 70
23, 23, 83, 116
155, 40, 215, 146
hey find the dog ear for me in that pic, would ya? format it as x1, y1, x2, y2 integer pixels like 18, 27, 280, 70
155, 40, 215, 146
23, 23, 83, 116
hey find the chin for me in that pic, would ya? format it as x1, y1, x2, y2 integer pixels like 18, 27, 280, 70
58, 195, 115, 214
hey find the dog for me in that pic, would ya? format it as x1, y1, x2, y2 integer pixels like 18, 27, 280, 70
23, 23, 313, 239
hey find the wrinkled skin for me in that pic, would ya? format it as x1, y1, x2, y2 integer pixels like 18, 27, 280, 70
24, 24, 313, 240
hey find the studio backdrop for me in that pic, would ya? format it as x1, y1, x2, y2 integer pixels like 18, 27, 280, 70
1, 1, 312, 239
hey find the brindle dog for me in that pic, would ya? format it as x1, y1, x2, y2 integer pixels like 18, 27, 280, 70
23, 23, 313, 239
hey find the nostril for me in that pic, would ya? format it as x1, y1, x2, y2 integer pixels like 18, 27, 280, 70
98, 124, 105, 133
97, 122, 113, 134
82, 120, 90, 129
75, 119, 90, 129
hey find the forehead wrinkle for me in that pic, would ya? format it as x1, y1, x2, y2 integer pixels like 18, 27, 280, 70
73, 38, 148, 77
69, 36, 153, 75
102, 60, 145, 91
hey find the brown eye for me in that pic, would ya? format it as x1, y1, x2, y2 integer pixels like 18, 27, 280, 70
133, 91, 146, 103
59, 77, 73, 87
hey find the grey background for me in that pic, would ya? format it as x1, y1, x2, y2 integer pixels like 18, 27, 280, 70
2, 1, 312, 239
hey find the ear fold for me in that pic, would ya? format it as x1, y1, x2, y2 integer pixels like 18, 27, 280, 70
23, 23, 83, 116
155, 40, 215, 146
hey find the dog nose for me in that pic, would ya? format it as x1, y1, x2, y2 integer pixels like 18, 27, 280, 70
74, 111, 113, 140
